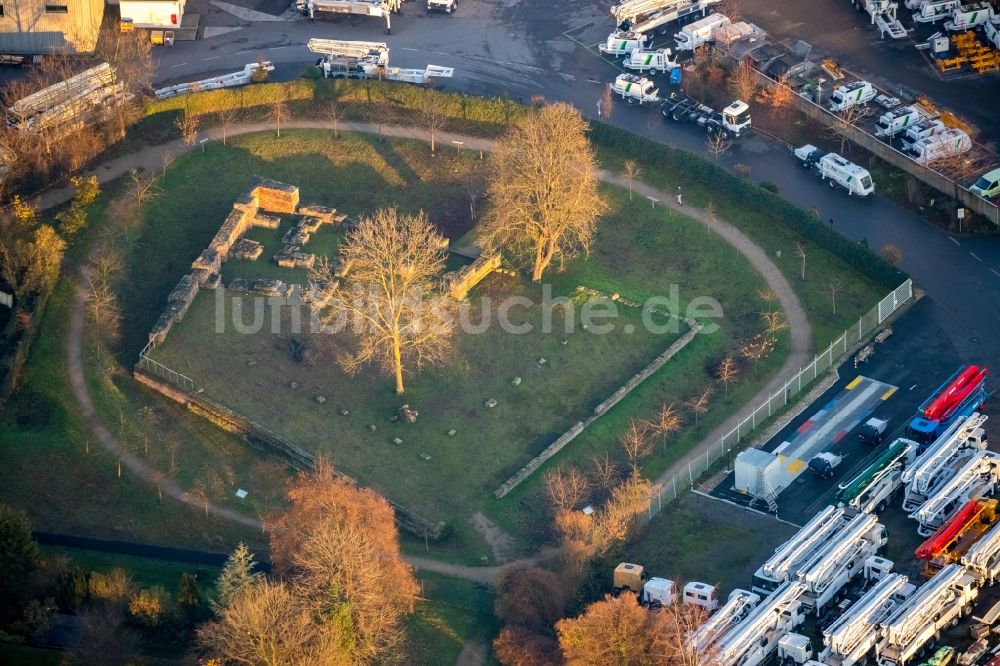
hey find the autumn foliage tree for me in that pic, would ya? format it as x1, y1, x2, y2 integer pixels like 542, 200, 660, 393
481, 102, 607, 282
494, 626, 562, 666
310, 207, 455, 394
268, 461, 418, 664
494, 565, 568, 631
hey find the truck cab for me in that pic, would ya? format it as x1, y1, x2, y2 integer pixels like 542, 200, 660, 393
721, 100, 752, 136
426, 0, 457, 13
859, 417, 890, 444
683, 581, 719, 612
809, 452, 843, 479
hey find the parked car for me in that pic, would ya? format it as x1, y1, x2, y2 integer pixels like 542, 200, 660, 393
971, 168, 1000, 199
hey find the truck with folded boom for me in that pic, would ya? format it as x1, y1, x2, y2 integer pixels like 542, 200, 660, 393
820, 573, 913, 666
838, 438, 917, 513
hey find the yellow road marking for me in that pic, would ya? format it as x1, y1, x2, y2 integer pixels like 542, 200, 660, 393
882, 387, 898, 401
787, 459, 807, 474
846, 376, 863, 390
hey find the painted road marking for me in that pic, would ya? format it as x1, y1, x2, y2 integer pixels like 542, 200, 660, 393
950, 236, 960, 246
169, 63, 188, 68
882, 386, 898, 400
846, 376, 863, 390
992, 268, 1000, 278
787, 459, 806, 474
910, 384, 918, 391
204, 56, 220, 60
235, 50, 253, 55
971, 251, 983, 262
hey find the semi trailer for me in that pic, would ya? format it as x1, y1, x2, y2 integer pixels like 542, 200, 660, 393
661, 94, 752, 137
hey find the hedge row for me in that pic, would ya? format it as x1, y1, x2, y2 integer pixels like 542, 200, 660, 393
588, 123, 908, 288
142, 80, 903, 288
145, 78, 528, 127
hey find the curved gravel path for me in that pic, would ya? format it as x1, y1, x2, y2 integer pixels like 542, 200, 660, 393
45, 121, 813, 583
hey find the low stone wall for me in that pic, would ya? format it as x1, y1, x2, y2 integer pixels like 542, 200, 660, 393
444, 252, 501, 300
134, 369, 447, 540
493, 307, 703, 499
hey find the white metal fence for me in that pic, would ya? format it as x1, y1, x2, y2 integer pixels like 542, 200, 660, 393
135, 340, 195, 393
644, 279, 914, 519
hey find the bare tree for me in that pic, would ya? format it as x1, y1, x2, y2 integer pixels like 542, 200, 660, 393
70, 607, 140, 666
795, 241, 807, 280
269, 95, 291, 138
84, 270, 121, 352
600, 85, 613, 122
650, 402, 682, 455
161, 151, 175, 182
825, 278, 844, 315
309, 208, 455, 395
828, 104, 868, 154
481, 103, 608, 282
706, 131, 732, 163
544, 466, 590, 511
620, 419, 654, 471
716, 355, 739, 398
757, 287, 777, 312
137, 406, 158, 455
326, 98, 346, 140
176, 110, 199, 146
623, 160, 641, 200
95, 29, 154, 134
728, 59, 758, 102
217, 106, 239, 145
685, 386, 713, 427
704, 199, 718, 235
590, 453, 619, 494
881, 243, 903, 266
762, 310, 789, 341
417, 90, 449, 155
740, 333, 776, 371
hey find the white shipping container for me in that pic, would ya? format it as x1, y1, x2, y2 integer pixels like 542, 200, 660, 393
120, 0, 186, 28
735, 448, 781, 495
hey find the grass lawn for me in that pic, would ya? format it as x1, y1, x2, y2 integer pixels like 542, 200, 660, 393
596, 145, 891, 347
407, 572, 501, 666
625, 493, 797, 593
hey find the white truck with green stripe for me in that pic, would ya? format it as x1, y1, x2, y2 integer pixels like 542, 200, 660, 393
828, 80, 877, 113
623, 48, 677, 74
907, 127, 972, 165
599, 30, 648, 56
610, 74, 661, 105
944, 1, 995, 31
875, 105, 920, 139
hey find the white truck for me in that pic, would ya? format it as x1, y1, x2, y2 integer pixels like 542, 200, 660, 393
793, 145, 875, 197
297, 0, 402, 32
426, 0, 457, 13
661, 94, 752, 137
714, 581, 807, 666
777, 633, 815, 665
876, 564, 979, 666
640, 577, 676, 607
986, 17, 1000, 50
820, 573, 913, 666
875, 105, 921, 139
752, 506, 848, 596
610, 0, 720, 38
610, 74, 661, 105
962, 519, 1000, 584
691, 589, 761, 655
599, 30, 648, 56
828, 80, 877, 112
154, 62, 274, 100
899, 118, 945, 152
944, 1, 995, 31
902, 413, 988, 513
906, 127, 973, 165
307, 39, 454, 84
908, 0, 961, 22
910, 451, 1000, 536
623, 48, 678, 74
673, 12, 730, 51
119, 0, 185, 29
796, 513, 888, 615
838, 439, 917, 514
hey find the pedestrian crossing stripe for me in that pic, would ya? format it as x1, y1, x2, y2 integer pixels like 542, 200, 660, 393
881, 387, 898, 401
787, 459, 807, 474
846, 376, 864, 390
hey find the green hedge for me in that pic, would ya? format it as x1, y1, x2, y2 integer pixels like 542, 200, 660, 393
588, 123, 908, 288
145, 79, 527, 126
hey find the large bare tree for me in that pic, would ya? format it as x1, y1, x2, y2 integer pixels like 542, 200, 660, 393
310, 207, 455, 394
481, 102, 607, 282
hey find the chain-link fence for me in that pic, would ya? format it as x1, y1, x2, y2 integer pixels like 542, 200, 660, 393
644, 279, 914, 520
136, 340, 195, 393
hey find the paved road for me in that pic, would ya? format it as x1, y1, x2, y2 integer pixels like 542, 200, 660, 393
151, 1, 1000, 377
